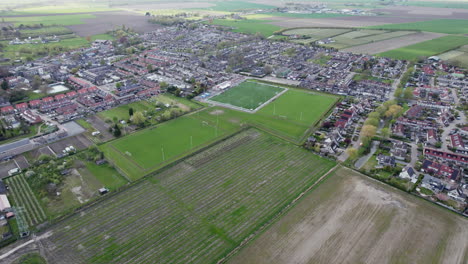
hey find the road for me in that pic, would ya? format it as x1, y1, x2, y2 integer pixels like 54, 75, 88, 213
389, 64, 408, 102
440, 88, 467, 152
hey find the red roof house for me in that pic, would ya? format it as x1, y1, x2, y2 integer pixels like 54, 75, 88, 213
29, 99, 42, 108
15, 102, 28, 110
1, 106, 14, 115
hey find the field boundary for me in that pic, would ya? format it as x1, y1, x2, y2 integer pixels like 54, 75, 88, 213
218, 164, 339, 264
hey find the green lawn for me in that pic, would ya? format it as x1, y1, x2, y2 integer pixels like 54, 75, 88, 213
198, 88, 338, 142
208, 19, 282, 37
101, 115, 235, 180
98, 101, 153, 121
84, 161, 128, 190
368, 19, 468, 34
378, 36, 468, 60
210, 81, 285, 110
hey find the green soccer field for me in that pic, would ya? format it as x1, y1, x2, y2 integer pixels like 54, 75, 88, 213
101, 115, 237, 180
210, 81, 285, 110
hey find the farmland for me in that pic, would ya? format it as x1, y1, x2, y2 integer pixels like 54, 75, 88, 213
198, 1, 276, 12
323, 30, 415, 49
378, 35, 468, 60
210, 81, 285, 110
5, 174, 47, 227
367, 19, 468, 34
208, 19, 282, 37
229, 166, 468, 264
3, 14, 96, 26
37, 129, 336, 264
439, 45, 468, 67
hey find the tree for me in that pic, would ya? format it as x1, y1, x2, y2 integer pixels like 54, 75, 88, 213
364, 117, 379, 127
86, 36, 91, 42
32, 75, 41, 90
361, 125, 377, 138
129, 107, 134, 117
385, 104, 403, 119
112, 124, 121, 137
403, 87, 413, 100
381, 127, 390, 138
1, 79, 8, 90
131, 111, 146, 126
346, 147, 358, 160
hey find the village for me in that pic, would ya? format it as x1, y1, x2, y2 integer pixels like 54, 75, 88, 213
0, 22, 466, 243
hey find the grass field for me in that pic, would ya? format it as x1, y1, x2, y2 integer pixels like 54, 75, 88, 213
98, 101, 153, 121
38, 129, 336, 264
208, 19, 281, 37
210, 81, 285, 110
101, 114, 235, 180
199, 88, 338, 142
262, 12, 349, 18
368, 19, 468, 34
229, 166, 468, 264
379, 35, 468, 60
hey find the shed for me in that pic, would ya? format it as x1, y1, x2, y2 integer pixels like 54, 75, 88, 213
0, 195, 11, 212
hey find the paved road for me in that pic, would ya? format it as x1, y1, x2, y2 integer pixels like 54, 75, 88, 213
354, 141, 379, 169
440, 88, 467, 151
389, 64, 408, 102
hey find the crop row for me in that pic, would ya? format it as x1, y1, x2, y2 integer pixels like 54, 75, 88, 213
6, 174, 47, 226
41, 129, 335, 264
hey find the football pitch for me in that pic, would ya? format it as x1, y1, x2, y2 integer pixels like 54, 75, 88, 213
210, 81, 285, 110
100, 115, 237, 180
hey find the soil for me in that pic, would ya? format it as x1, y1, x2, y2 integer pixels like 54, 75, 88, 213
228, 166, 468, 264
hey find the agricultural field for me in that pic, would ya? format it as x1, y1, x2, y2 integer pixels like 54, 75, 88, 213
342, 32, 445, 54
208, 19, 282, 37
197, 1, 276, 12
100, 114, 235, 180
37, 129, 336, 264
368, 19, 468, 34
323, 30, 415, 49
439, 45, 468, 68
229, 166, 468, 264
3, 14, 96, 26
379, 35, 468, 60
5, 174, 47, 227
210, 81, 285, 110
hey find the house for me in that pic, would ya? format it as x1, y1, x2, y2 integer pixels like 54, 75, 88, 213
421, 159, 460, 181
377, 154, 396, 167
21, 110, 42, 125
1, 106, 14, 115
15, 102, 28, 111
426, 129, 437, 145
424, 148, 468, 165
447, 188, 466, 203
451, 134, 465, 150
390, 141, 408, 160
421, 175, 444, 193
399, 166, 418, 183
66, 91, 77, 98
29, 99, 42, 108
0, 195, 11, 212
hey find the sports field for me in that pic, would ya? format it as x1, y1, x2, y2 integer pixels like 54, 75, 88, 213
200, 88, 338, 142
210, 81, 285, 110
229, 166, 468, 264
100, 115, 236, 180
379, 35, 468, 60
38, 129, 336, 264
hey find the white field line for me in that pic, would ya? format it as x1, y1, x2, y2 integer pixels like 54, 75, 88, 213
204, 88, 288, 114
